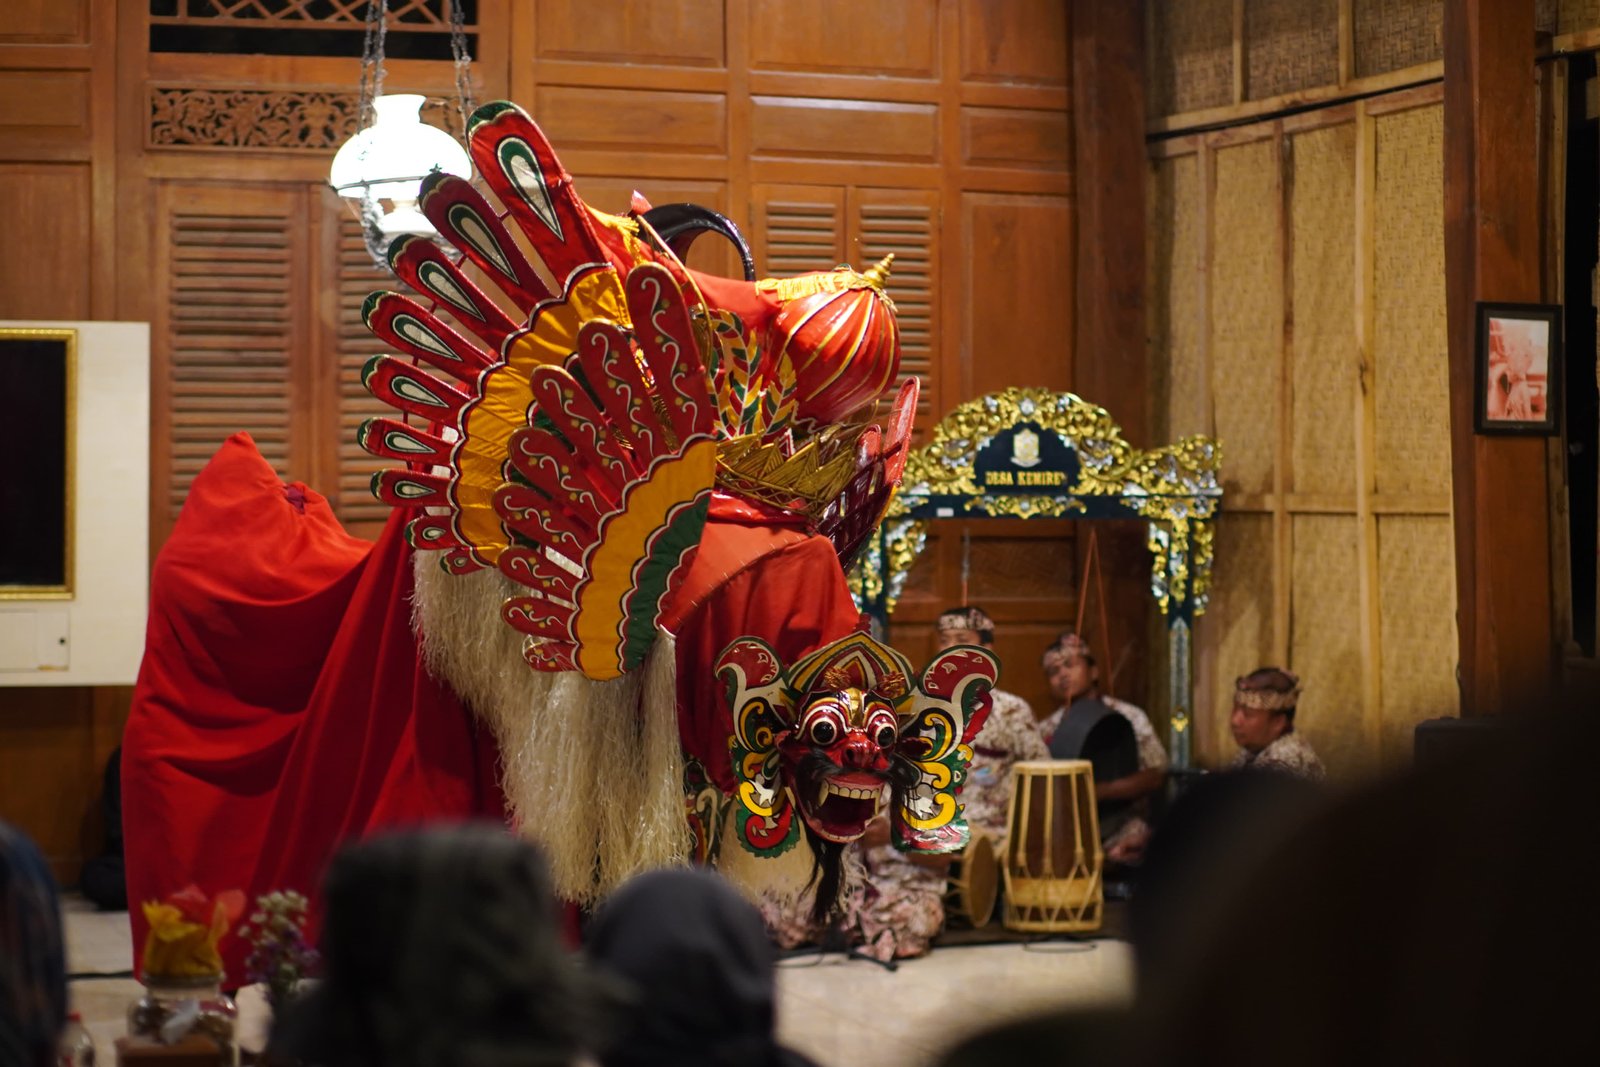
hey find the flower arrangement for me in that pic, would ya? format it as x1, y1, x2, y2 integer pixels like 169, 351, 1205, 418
238, 890, 319, 1012
139, 884, 246, 979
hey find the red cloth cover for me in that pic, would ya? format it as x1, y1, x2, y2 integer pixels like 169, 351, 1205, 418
669, 495, 865, 792
122, 435, 507, 982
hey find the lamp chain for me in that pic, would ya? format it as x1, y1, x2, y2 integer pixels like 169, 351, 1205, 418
346, 0, 473, 273
356, 0, 391, 271
450, 0, 475, 138
357, 0, 389, 130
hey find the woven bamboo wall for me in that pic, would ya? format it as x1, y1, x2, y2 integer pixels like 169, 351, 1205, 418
1290, 515, 1364, 771
1148, 155, 1207, 443
1147, 1, 1444, 128
1212, 140, 1281, 496
1149, 0, 1235, 119
1205, 513, 1277, 761
1538, 0, 1559, 36
1147, 88, 1458, 776
1557, 0, 1600, 36
1248, 0, 1340, 100
1373, 105, 1450, 497
1377, 515, 1459, 762
1290, 123, 1358, 496
1353, 0, 1443, 79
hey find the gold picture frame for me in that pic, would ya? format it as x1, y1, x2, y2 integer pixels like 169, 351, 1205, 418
0, 327, 76, 600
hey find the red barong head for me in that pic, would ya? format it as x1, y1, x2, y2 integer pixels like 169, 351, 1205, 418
762, 256, 901, 426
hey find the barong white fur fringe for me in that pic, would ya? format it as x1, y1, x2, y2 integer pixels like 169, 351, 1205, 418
411, 555, 689, 904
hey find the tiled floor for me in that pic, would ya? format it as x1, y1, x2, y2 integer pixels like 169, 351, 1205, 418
774, 939, 1134, 1067
65, 898, 1134, 1066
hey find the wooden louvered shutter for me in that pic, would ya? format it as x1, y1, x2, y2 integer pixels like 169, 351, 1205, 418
752, 184, 846, 276
154, 183, 305, 536
853, 188, 938, 421
329, 207, 391, 534
752, 183, 940, 425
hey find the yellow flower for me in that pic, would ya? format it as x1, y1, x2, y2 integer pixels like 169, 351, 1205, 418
139, 886, 243, 979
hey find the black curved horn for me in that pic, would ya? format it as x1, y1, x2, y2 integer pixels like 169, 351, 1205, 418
637, 202, 757, 282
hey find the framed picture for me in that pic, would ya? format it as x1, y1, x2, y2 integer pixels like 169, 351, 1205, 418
0, 327, 75, 597
1474, 302, 1562, 435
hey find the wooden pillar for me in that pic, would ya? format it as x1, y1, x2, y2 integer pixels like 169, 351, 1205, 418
1070, 0, 1151, 706
1443, 0, 1558, 714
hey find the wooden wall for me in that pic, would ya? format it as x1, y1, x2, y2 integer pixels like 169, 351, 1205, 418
1146, 1, 1461, 775
506, 0, 1081, 718
1, 0, 127, 884
0, 0, 1081, 881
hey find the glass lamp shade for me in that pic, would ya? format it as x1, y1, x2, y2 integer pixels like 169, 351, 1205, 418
376, 199, 436, 236
328, 93, 472, 202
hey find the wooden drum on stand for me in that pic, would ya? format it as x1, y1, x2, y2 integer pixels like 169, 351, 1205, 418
1001, 759, 1104, 933
943, 829, 998, 928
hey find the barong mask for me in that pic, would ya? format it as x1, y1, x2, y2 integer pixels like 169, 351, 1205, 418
716, 632, 997, 857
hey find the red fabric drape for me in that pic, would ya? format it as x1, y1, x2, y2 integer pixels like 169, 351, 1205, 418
122, 435, 507, 982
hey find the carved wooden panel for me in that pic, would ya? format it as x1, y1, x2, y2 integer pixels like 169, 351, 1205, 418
2, 0, 88, 42
750, 97, 939, 162
154, 183, 302, 521
148, 87, 358, 151
0, 165, 91, 320
532, 86, 727, 154
152, 0, 453, 25
534, 0, 726, 66
961, 192, 1073, 398
961, 106, 1070, 170
749, 0, 938, 77
0, 72, 91, 145
960, 0, 1069, 85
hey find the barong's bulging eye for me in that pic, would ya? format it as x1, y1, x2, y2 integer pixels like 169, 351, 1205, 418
863, 705, 898, 750
810, 719, 837, 745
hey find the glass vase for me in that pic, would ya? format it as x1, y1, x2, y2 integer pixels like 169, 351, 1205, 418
127, 973, 240, 1065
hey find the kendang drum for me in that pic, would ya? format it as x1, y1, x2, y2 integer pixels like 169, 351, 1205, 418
1002, 759, 1103, 933
943, 829, 999, 928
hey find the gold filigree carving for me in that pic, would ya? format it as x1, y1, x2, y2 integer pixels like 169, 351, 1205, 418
715, 426, 867, 521
877, 387, 1223, 618
849, 518, 925, 614
964, 494, 1087, 519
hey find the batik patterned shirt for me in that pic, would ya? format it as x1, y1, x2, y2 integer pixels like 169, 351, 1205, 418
1229, 730, 1325, 781
962, 687, 1049, 847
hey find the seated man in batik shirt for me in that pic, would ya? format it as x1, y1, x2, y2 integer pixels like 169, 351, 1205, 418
936, 606, 1046, 851
1228, 667, 1325, 781
1038, 632, 1168, 863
